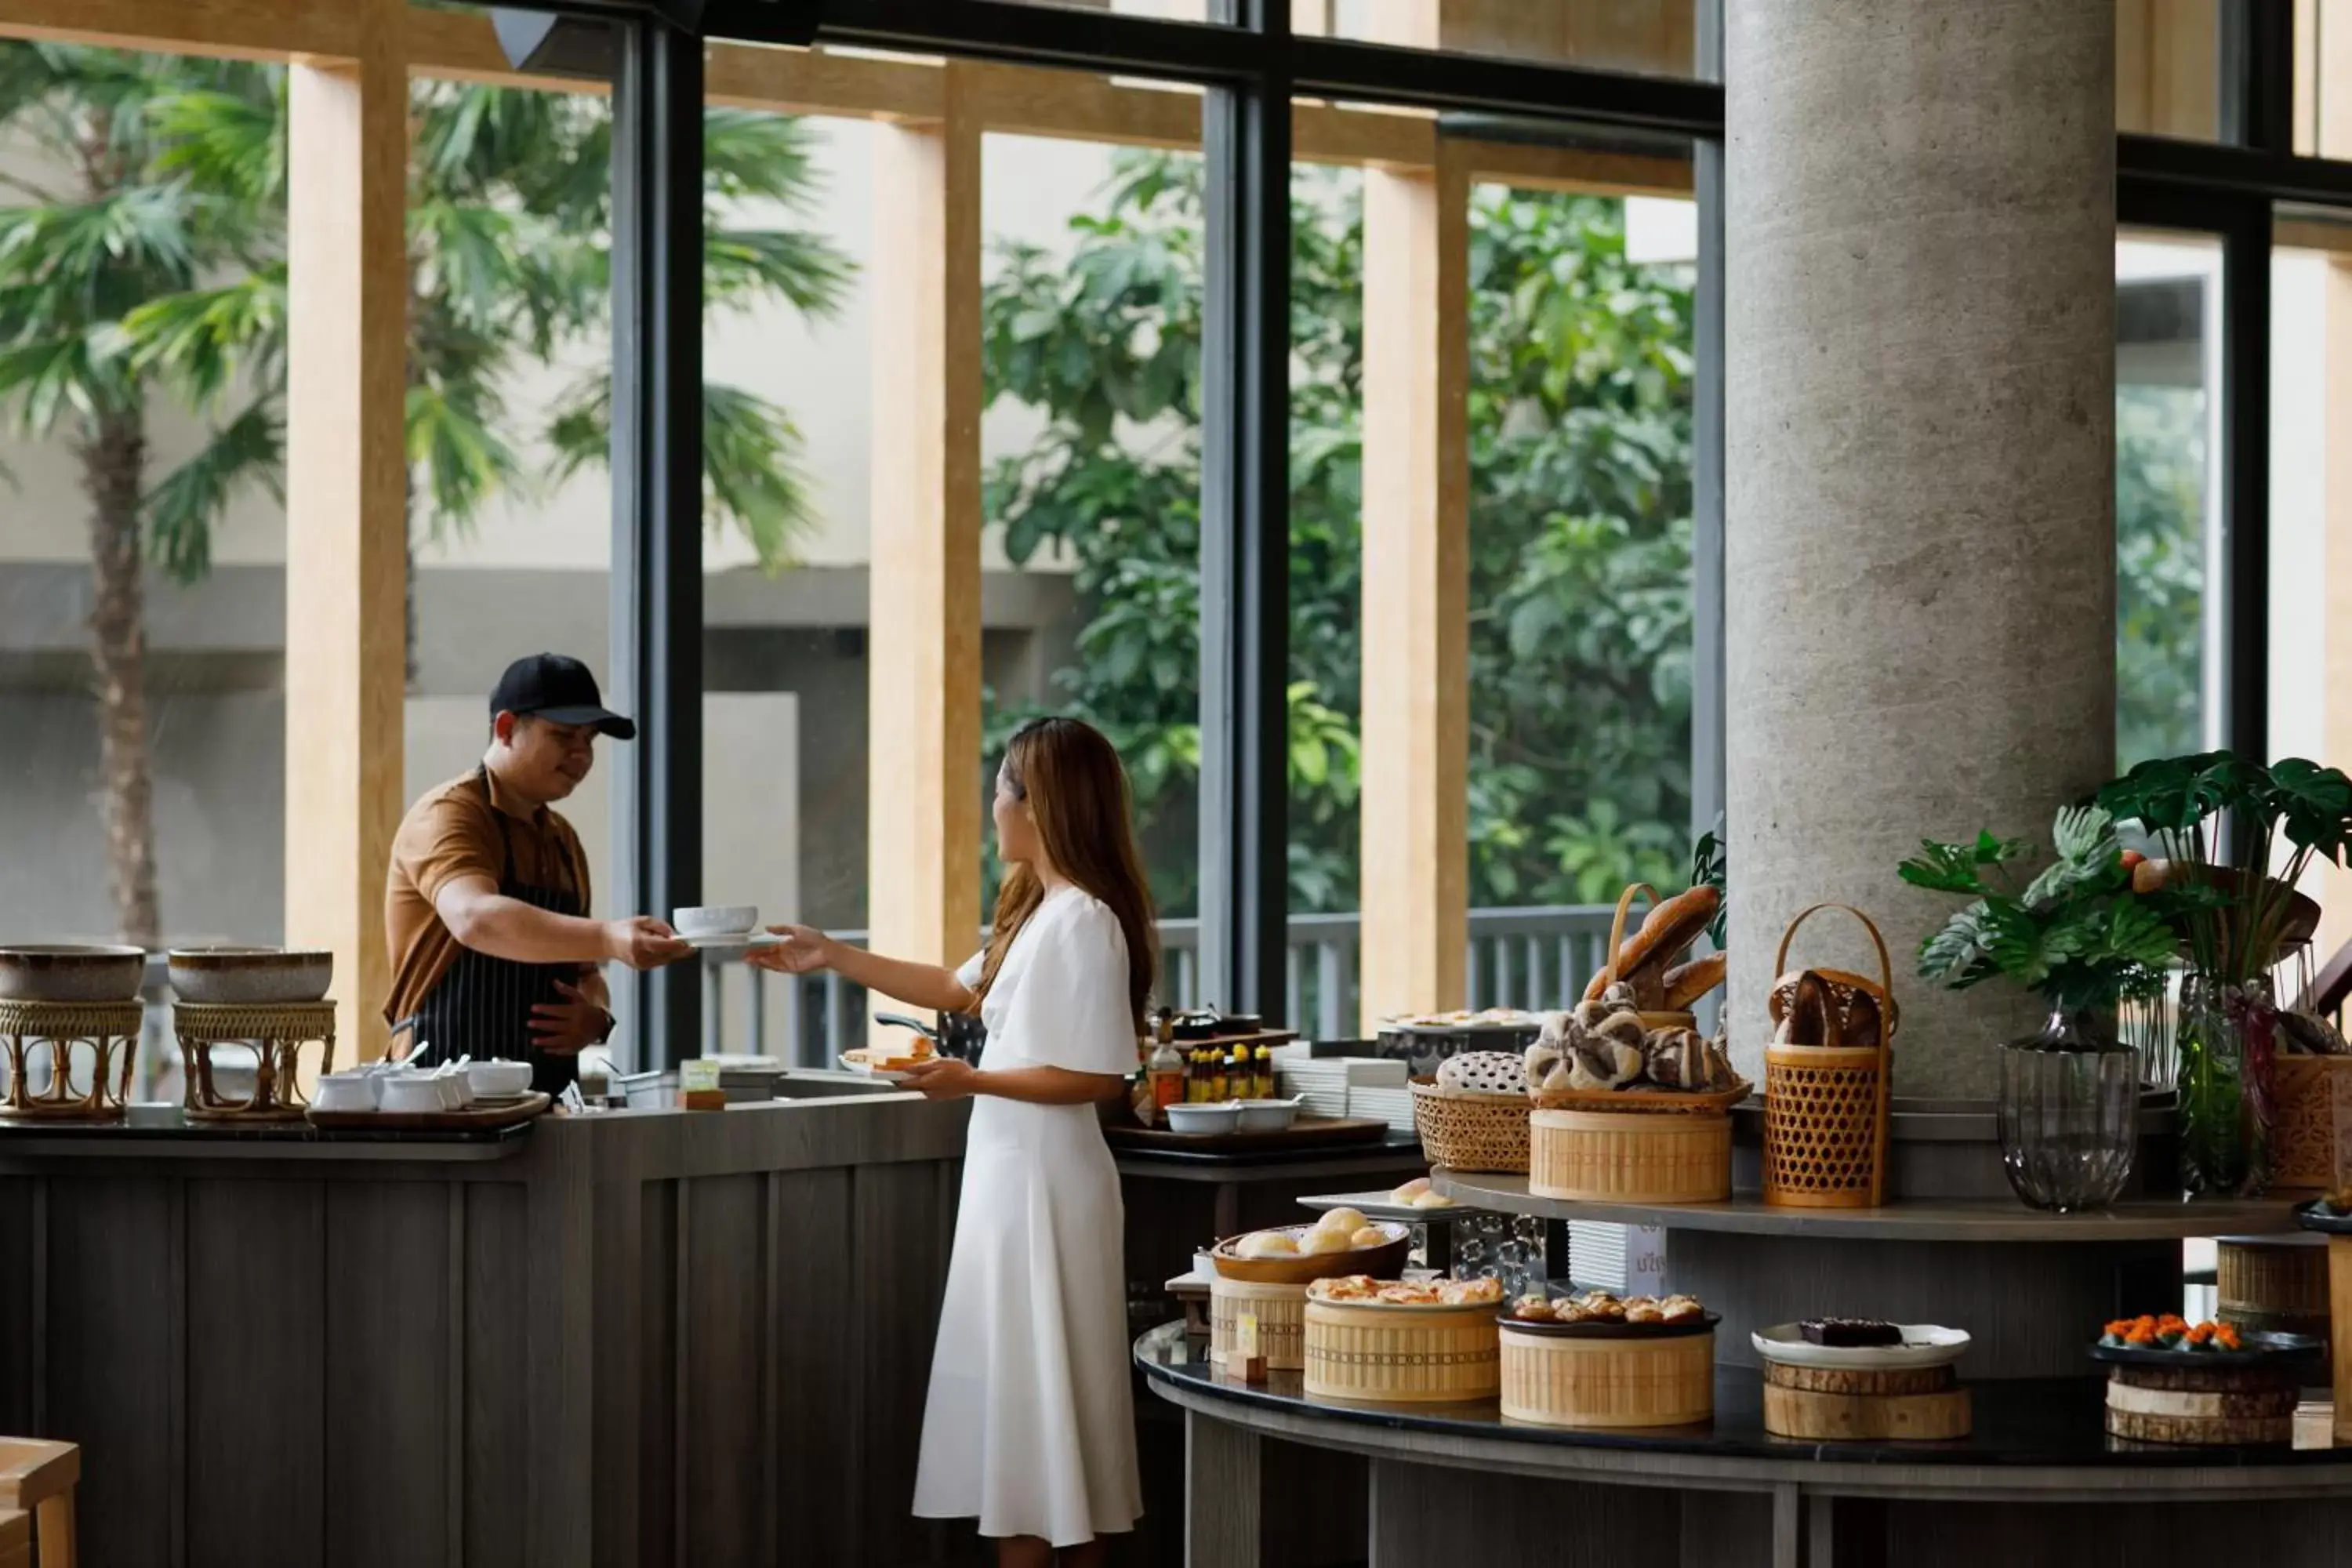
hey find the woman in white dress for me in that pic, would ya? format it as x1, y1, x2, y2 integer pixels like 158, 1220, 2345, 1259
750, 716, 1151, 1566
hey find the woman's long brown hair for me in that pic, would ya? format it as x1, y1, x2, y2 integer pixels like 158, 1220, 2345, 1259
971, 717, 1159, 1029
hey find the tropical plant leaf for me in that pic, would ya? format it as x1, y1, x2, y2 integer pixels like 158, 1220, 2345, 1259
1979, 902, 2081, 988
2022, 803, 2121, 907
145, 396, 281, 582
1899, 838, 1999, 895
1917, 901, 1994, 985
2266, 756, 2352, 860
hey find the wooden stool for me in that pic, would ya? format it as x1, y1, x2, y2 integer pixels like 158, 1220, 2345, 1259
0, 1438, 78, 1568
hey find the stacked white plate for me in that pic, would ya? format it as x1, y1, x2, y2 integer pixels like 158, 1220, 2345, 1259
1278, 1054, 1409, 1120
1347, 1083, 1415, 1134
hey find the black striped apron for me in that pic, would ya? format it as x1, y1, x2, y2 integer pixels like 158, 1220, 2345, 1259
393, 766, 590, 1097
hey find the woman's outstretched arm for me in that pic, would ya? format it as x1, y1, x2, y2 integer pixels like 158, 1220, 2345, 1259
746, 925, 977, 1014
900, 1058, 1124, 1105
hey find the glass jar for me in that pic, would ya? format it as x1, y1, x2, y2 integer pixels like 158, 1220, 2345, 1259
1996, 1010, 2139, 1212
2176, 976, 2277, 1196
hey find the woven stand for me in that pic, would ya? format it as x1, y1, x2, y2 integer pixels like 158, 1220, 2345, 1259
1303, 1301, 1501, 1403
1210, 1278, 1309, 1371
1500, 1327, 1714, 1428
1529, 1109, 1730, 1203
0, 1000, 140, 1122
174, 1002, 334, 1122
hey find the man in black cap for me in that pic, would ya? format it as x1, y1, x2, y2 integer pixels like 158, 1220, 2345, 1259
383, 653, 691, 1092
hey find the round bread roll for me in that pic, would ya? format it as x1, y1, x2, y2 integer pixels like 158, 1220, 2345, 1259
1316, 1206, 1369, 1236
1234, 1229, 1298, 1259
1349, 1225, 1390, 1249
1298, 1225, 1352, 1255
1391, 1176, 1432, 1202
1434, 1050, 1526, 1097
1411, 1190, 1454, 1209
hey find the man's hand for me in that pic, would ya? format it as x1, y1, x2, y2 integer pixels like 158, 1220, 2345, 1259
531, 979, 609, 1056
604, 915, 692, 969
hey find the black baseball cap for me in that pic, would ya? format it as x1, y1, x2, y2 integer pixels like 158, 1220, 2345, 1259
489, 653, 637, 740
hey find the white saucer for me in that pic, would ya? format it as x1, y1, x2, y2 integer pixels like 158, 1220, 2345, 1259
679, 931, 785, 952
1750, 1323, 1971, 1370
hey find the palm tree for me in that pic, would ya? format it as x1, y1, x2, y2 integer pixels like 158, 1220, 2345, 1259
0, 42, 851, 944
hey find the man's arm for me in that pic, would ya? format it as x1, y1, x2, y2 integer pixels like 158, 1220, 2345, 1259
434, 875, 688, 968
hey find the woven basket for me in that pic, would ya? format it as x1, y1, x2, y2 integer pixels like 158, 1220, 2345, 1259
1499, 1327, 1714, 1428
1762, 905, 1895, 1208
1411, 1080, 1530, 1174
1210, 1276, 1309, 1371
1303, 1300, 1501, 1403
1529, 1109, 1730, 1203
2216, 1237, 2330, 1333
2272, 1054, 2352, 1192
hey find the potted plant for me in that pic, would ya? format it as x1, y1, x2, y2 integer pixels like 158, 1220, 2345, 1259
2092, 752, 2352, 1194
1899, 804, 2175, 1210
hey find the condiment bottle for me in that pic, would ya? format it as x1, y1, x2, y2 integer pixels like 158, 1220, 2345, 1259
1148, 1038, 1185, 1123
1227, 1043, 1252, 1099
1254, 1042, 1276, 1101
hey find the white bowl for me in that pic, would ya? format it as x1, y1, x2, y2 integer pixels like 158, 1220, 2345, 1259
310, 1072, 379, 1112
1236, 1098, 1300, 1131
466, 1059, 533, 1098
377, 1076, 446, 1115
1165, 1102, 1242, 1134
673, 906, 758, 938
1750, 1323, 1972, 1370
435, 1068, 473, 1109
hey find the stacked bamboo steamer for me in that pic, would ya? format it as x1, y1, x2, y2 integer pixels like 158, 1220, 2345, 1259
1303, 1296, 1501, 1403
1209, 1214, 1412, 1374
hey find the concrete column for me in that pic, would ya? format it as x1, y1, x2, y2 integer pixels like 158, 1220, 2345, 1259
1725, 2, 2117, 1097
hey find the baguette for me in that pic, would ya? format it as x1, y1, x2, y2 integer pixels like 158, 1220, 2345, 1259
1583, 886, 1722, 1003
1663, 952, 1726, 1011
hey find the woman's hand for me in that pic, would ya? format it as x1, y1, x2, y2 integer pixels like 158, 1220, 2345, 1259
746, 924, 835, 975
900, 1057, 980, 1101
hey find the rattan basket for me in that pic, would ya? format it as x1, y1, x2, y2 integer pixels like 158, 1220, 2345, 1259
1303, 1300, 1501, 1403
1210, 1276, 1309, 1370
1528, 1109, 1730, 1203
1499, 1326, 1714, 1428
2273, 1054, 2352, 1192
1762, 904, 1895, 1208
1411, 1080, 1530, 1174
2217, 1237, 2330, 1333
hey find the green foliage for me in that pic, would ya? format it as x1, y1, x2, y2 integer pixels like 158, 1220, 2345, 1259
0, 43, 854, 576
976, 153, 1696, 916
2115, 383, 2206, 768
1901, 804, 2165, 1011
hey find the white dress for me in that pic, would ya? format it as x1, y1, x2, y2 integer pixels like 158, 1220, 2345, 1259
911, 884, 1144, 1546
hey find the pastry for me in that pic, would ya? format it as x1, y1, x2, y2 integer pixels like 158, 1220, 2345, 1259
1350, 1225, 1391, 1249
1769, 967, 1899, 1046
1308, 1275, 1379, 1302
1660, 1294, 1704, 1323
1390, 1176, 1432, 1203
1509, 1294, 1557, 1322
1316, 1207, 1369, 1236
1570, 1290, 1625, 1322
1377, 1280, 1440, 1305
1235, 1230, 1298, 1259
1590, 1010, 1648, 1051
1410, 1190, 1454, 1209
1641, 1026, 1711, 1091
1298, 1225, 1352, 1255
1774, 971, 1837, 1046
1624, 1296, 1664, 1324
1524, 1034, 1572, 1094
1566, 1038, 1644, 1091
1437, 1277, 1504, 1306
1583, 886, 1722, 1007
1662, 951, 1726, 1010
1800, 1317, 1901, 1347
1433, 1051, 1528, 1098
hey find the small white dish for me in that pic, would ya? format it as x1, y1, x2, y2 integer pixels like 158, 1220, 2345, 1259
466, 1059, 533, 1098
680, 931, 783, 953
673, 905, 758, 938
378, 1076, 446, 1115
1165, 1102, 1243, 1135
1236, 1098, 1301, 1132
435, 1067, 474, 1110
1750, 1323, 1971, 1370
310, 1072, 379, 1112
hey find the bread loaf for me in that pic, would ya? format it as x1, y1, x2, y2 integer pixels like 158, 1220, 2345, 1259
1583, 886, 1721, 1004
1434, 1050, 1527, 1098
1768, 967, 1897, 1047
1777, 971, 1838, 1046
1663, 951, 1726, 1010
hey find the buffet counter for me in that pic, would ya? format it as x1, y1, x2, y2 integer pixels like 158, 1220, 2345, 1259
1139, 1323, 2352, 1567
0, 1091, 973, 1568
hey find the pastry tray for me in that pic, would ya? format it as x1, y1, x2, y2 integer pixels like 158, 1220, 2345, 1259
2088, 1330, 2323, 1369
1497, 1309, 1720, 1339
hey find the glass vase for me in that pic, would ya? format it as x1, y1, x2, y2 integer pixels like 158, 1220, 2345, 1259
2176, 976, 2277, 1196
1996, 1010, 2139, 1213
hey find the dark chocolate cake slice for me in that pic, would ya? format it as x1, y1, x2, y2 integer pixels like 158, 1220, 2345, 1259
1800, 1317, 1902, 1348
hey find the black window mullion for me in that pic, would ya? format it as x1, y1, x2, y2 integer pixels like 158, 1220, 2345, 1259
1196, 4, 1289, 1022
2220, 201, 2271, 762
1690, 0, 1726, 855
609, 16, 705, 1068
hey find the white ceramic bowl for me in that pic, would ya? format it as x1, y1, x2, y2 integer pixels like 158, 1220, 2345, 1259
435, 1068, 473, 1109
466, 1059, 533, 1098
673, 906, 758, 938
310, 1072, 379, 1112
1236, 1098, 1300, 1131
377, 1076, 446, 1115
1165, 1102, 1242, 1134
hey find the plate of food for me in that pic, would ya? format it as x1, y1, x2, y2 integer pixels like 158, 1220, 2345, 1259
1499, 1290, 1716, 1338
837, 1047, 935, 1083
1305, 1274, 1505, 1309
2089, 1314, 2322, 1368
1751, 1319, 1971, 1370
1212, 1212, 1413, 1283
2293, 1194, 2352, 1235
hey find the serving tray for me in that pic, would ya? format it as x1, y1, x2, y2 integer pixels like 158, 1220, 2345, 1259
2087, 1329, 2322, 1370
1498, 1309, 1719, 1340
1104, 1113, 1390, 1152
306, 1091, 550, 1131
2292, 1198, 2352, 1236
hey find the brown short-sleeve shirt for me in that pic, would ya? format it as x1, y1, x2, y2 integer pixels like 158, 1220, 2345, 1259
383, 768, 597, 1029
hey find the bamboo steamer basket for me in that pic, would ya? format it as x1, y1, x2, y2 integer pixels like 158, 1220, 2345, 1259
2217, 1236, 2331, 1344
1410, 1081, 1530, 1174
2271, 1055, 2352, 1192
1303, 1300, 1501, 1403
1762, 904, 1896, 1209
1210, 1276, 1309, 1370
1499, 1326, 1714, 1428
1529, 1109, 1730, 1203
